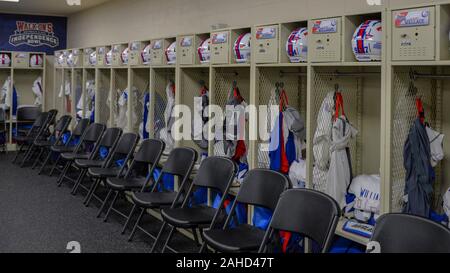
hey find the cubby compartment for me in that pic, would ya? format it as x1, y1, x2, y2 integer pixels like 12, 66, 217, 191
82, 68, 96, 121
110, 68, 128, 128
210, 67, 250, 160
309, 66, 382, 204
62, 69, 72, 116
392, 6, 435, 61
194, 33, 210, 65
309, 17, 343, 62
71, 68, 83, 124
230, 27, 252, 64
53, 68, 64, 116
149, 67, 175, 151
178, 35, 195, 65
95, 68, 111, 125
0, 52, 12, 68
178, 67, 210, 157
13, 69, 45, 111
0, 68, 12, 121
389, 66, 450, 214
129, 67, 150, 136
344, 12, 382, 62
254, 66, 307, 171
164, 37, 177, 66
280, 21, 308, 64
439, 4, 450, 61
83, 47, 96, 67
129, 40, 151, 66
253, 24, 279, 64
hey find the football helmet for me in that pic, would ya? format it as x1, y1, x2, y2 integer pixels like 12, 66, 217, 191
141, 44, 152, 65
234, 33, 251, 63
89, 50, 97, 66
352, 20, 382, 62
166, 41, 176, 65
197, 38, 211, 64
0, 53, 11, 67
29, 54, 44, 68
106, 49, 112, 66
286, 27, 308, 63
121, 47, 129, 65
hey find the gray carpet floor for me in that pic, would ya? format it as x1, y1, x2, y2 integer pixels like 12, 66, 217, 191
0, 152, 196, 253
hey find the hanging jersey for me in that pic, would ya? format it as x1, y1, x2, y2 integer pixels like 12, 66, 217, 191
426, 126, 444, 167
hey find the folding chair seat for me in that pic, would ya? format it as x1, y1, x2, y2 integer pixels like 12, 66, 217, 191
61, 127, 122, 192
40, 118, 90, 175
82, 133, 139, 208
201, 169, 291, 253
124, 147, 197, 243
151, 157, 237, 253
56, 123, 106, 186
258, 189, 341, 253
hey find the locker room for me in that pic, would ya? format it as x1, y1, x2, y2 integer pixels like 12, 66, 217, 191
0, 0, 449, 257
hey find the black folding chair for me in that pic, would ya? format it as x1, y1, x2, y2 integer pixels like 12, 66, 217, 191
258, 189, 341, 253
153, 157, 237, 253
27, 115, 72, 169
81, 133, 139, 207
369, 213, 450, 253
0, 108, 7, 153
39, 118, 90, 175
12, 112, 51, 164
55, 123, 106, 186
15, 106, 42, 136
125, 147, 198, 243
103, 139, 165, 229
201, 169, 291, 253
58, 127, 122, 189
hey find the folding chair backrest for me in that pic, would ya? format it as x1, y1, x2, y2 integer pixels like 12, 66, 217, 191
27, 112, 50, 138
161, 147, 198, 178
54, 115, 72, 133
192, 157, 237, 194
47, 109, 58, 125
106, 132, 139, 167
370, 213, 450, 253
266, 189, 341, 253
74, 123, 106, 153
236, 169, 291, 211
17, 106, 41, 122
72, 119, 90, 137
133, 139, 165, 165
98, 127, 123, 149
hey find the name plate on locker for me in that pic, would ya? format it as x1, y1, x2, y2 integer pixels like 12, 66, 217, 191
255, 25, 278, 63
392, 7, 435, 61
13, 52, 29, 68
151, 40, 164, 65
312, 19, 338, 34
211, 32, 229, 64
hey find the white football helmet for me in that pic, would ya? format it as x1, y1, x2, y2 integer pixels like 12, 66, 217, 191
198, 38, 211, 64
67, 52, 75, 67
234, 33, 251, 63
106, 49, 112, 66
286, 27, 308, 63
121, 47, 129, 65
141, 44, 152, 65
56, 52, 66, 66
0, 53, 11, 67
166, 41, 176, 65
352, 20, 382, 62
89, 50, 97, 66
30, 54, 44, 68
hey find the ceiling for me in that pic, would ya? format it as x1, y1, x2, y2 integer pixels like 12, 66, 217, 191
0, 0, 112, 16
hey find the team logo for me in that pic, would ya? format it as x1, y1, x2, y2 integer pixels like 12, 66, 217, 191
395, 9, 430, 27
312, 19, 337, 34
9, 21, 59, 48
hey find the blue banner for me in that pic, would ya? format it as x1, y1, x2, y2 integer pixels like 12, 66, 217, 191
0, 13, 67, 55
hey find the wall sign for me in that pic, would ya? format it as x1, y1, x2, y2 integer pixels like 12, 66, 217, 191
0, 13, 67, 55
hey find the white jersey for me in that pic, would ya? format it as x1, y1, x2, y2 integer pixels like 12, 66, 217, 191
444, 187, 450, 228
426, 126, 444, 167
349, 174, 381, 214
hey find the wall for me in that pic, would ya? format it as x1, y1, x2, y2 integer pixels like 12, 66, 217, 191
67, 0, 392, 48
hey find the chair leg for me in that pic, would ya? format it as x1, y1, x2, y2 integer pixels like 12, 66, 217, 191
121, 204, 137, 235
12, 144, 24, 163
84, 178, 101, 207
20, 145, 35, 167
128, 208, 145, 242
199, 242, 207, 253
32, 148, 45, 169
150, 221, 168, 253
39, 151, 53, 175
96, 189, 113, 218
103, 191, 119, 222
57, 161, 71, 187
48, 155, 61, 176
71, 169, 87, 195
161, 226, 176, 254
